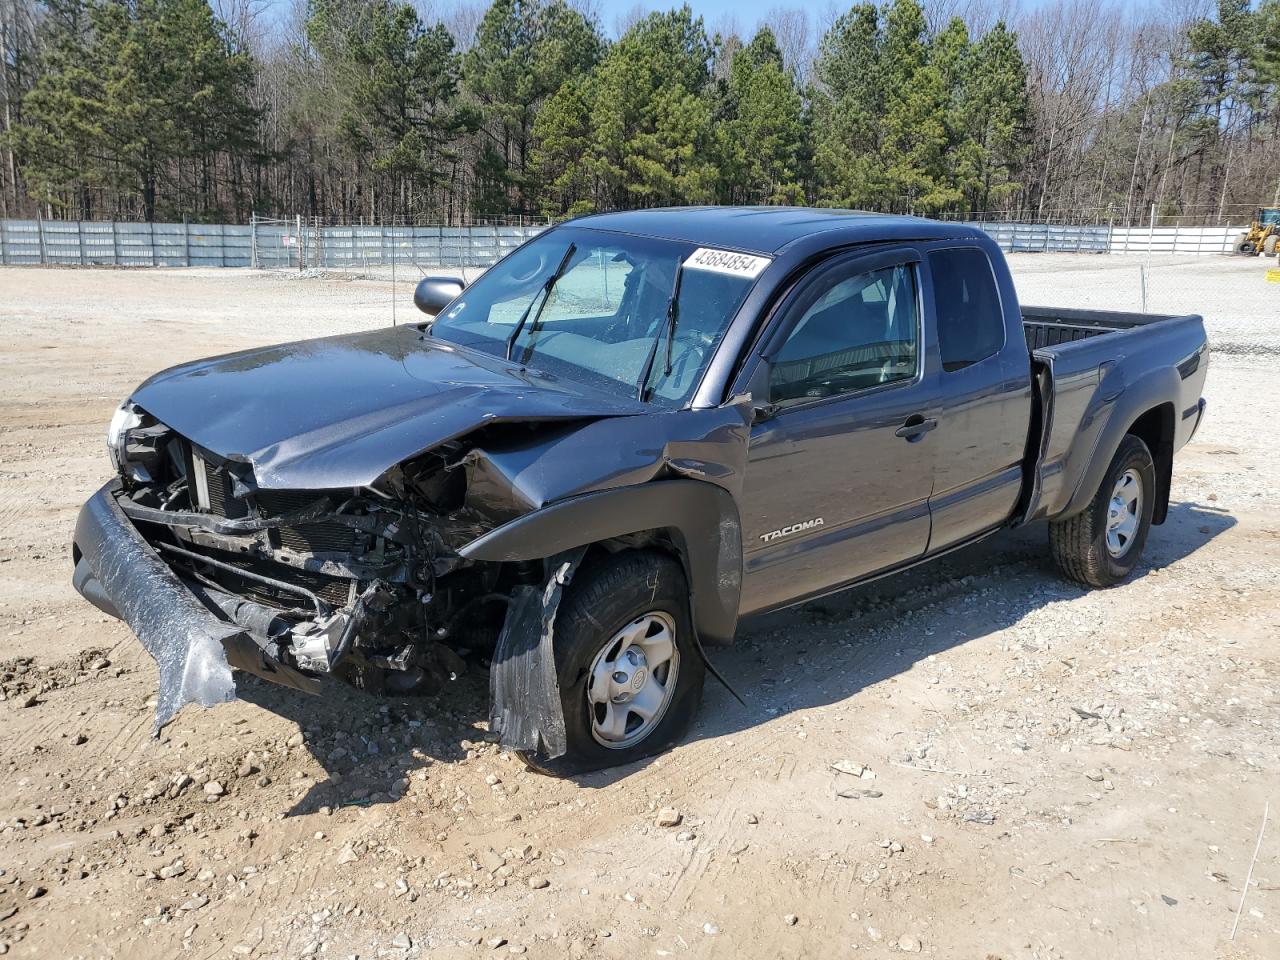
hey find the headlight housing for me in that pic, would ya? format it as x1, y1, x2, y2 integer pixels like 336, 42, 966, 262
107, 402, 142, 472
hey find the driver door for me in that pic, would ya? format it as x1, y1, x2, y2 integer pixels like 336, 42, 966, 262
738, 249, 939, 615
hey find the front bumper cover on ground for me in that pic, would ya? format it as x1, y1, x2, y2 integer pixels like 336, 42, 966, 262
72, 481, 320, 733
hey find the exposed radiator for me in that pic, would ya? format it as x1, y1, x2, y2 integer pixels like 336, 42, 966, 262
255, 489, 357, 555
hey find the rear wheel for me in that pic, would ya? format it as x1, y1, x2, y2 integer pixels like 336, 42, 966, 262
1238, 240, 1258, 255
1049, 435, 1156, 588
519, 551, 705, 776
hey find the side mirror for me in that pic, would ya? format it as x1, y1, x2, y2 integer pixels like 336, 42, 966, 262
743, 362, 776, 422
752, 400, 779, 424
725, 385, 778, 425
413, 276, 466, 317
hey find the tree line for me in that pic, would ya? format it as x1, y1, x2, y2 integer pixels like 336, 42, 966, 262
0, 0, 1277, 225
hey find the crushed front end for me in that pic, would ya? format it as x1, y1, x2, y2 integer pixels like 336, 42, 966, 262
72, 406, 538, 732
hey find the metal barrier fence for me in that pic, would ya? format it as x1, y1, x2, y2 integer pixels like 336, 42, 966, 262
0, 217, 549, 268
247, 218, 548, 269
968, 222, 1246, 256
0, 219, 256, 266
0, 217, 1248, 267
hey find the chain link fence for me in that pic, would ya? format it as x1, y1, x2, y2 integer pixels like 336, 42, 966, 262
0, 215, 1254, 267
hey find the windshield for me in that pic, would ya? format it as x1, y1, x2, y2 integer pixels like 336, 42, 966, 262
427, 227, 767, 407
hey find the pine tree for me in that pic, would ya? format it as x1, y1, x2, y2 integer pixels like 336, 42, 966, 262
810, 3, 884, 208
529, 72, 594, 216
9, 0, 259, 220
463, 0, 602, 215
877, 0, 957, 212
5, 0, 100, 216
716, 27, 805, 204
1185, 0, 1260, 215
957, 22, 1029, 213
308, 0, 471, 220
156, 0, 260, 219
580, 5, 717, 210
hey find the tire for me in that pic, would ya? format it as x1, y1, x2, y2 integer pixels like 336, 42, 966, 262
519, 551, 705, 776
1265, 236, 1278, 257
1238, 240, 1258, 255
1049, 434, 1156, 588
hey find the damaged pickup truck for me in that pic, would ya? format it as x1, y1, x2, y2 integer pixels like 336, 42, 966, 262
72, 207, 1209, 774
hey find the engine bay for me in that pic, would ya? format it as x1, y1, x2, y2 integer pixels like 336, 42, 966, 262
112, 410, 539, 696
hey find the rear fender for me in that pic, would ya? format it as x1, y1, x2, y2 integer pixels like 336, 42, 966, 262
1060, 367, 1180, 522
460, 479, 743, 646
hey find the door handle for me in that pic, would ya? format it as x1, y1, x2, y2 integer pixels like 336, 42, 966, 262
895, 414, 938, 441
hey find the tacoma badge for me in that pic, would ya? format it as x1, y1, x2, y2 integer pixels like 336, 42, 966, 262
760, 517, 825, 543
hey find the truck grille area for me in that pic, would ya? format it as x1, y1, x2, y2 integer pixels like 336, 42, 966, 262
162, 439, 364, 610
277, 523, 358, 555
179, 545, 355, 610
255, 489, 358, 556
203, 457, 231, 516
188, 450, 359, 557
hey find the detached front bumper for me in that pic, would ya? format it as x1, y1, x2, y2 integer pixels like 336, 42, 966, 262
72, 481, 320, 733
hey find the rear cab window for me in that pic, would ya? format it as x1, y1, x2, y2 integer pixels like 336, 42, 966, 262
928, 247, 1005, 372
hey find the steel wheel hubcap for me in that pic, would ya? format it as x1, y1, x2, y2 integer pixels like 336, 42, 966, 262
587, 611, 679, 750
1105, 468, 1143, 558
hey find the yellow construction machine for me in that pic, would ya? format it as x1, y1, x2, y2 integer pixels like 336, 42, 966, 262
1236, 207, 1280, 256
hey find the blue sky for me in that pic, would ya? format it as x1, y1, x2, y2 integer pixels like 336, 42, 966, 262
599, 0, 833, 38
615, 0, 791, 30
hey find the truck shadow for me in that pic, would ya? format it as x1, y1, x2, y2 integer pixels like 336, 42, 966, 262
235, 670, 488, 817
237, 499, 1232, 808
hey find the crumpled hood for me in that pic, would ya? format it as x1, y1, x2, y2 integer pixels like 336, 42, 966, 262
131, 326, 647, 489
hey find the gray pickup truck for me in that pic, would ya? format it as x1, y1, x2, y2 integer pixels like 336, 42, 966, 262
72, 208, 1209, 774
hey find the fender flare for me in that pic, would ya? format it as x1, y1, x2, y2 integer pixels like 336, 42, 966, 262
1061, 367, 1178, 522
459, 479, 743, 646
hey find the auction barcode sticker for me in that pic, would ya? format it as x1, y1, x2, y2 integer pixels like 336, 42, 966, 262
684, 247, 772, 279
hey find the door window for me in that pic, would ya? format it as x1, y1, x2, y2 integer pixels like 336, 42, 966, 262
769, 263, 919, 405
929, 247, 1004, 372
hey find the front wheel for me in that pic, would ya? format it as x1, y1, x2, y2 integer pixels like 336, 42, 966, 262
519, 551, 705, 776
1049, 435, 1156, 588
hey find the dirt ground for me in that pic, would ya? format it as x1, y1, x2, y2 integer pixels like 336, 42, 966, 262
0, 254, 1275, 960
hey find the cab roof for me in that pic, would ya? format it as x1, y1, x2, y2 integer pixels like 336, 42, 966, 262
571, 206, 986, 256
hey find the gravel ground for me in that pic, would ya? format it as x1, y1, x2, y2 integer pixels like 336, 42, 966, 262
0, 254, 1275, 960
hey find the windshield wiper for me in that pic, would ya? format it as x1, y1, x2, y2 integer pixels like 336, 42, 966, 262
505, 242, 576, 363
635, 260, 685, 401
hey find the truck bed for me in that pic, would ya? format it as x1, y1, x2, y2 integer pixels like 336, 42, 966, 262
1017, 304, 1208, 529
1021, 305, 1191, 350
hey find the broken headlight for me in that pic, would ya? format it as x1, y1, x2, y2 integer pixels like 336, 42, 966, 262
107, 401, 142, 473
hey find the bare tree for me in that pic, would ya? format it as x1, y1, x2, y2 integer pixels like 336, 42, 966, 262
613, 3, 646, 39
924, 0, 1018, 36
211, 0, 270, 50
762, 6, 812, 84
438, 0, 486, 49
1018, 0, 1122, 219
707, 10, 742, 46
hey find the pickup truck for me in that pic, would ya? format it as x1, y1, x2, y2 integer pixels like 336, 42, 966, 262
72, 207, 1209, 774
